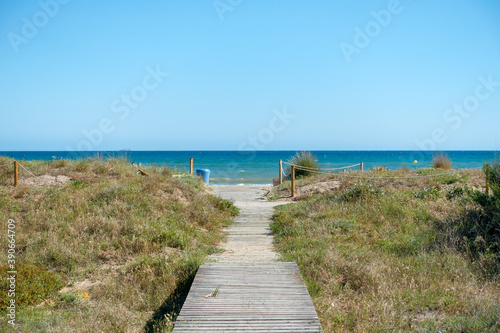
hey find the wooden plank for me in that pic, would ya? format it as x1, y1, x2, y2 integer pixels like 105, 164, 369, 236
173, 262, 322, 332
14, 161, 18, 186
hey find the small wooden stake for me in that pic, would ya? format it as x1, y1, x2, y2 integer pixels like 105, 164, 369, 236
486, 164, 490, 194
360, 162, 364, 171
190, 158, 193, 175
279, 160, 283, 185
14, 161, 18, 186
291, 165, 295, 197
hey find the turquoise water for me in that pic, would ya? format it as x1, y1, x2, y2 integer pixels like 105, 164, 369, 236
1, 151, 497, 184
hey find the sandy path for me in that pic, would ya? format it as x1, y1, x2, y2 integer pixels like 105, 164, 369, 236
210, 185, 285, 262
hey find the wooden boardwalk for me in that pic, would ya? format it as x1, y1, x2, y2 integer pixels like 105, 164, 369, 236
173, 186, 322, 332
173, 262, 322, 332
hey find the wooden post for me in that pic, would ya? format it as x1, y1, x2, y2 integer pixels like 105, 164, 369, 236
279, 160, 283, 185
14, 161, 18, 187
291, 165, 295, 197
360, 162, 364, 171
486, 164, 490, 194
190, 158, 193, 175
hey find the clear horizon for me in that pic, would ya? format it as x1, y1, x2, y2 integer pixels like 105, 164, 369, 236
1, 149, 499, 153
1, 1, 500, 151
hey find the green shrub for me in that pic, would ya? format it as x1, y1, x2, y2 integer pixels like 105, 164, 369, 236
437, 174, 460, 184
57, 292, 80, 307
445, 196, 500, 275
70, 180, 87, 189
328, 219, 357, 233
445, 185, 472, 201
74, 160, 91, 172
0, 264, 67, 311
439, 164, 500, 275
413, 187, 440, 200
337, 184, 384, 202
470, 187, 500, 248
470, 164, 500, 262
51, 159, 68, 168
287, 151, 320, 177
209, 196, 239, 216
484, 160, 500, 187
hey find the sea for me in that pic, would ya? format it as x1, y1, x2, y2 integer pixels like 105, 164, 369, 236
0, 151, 498, 185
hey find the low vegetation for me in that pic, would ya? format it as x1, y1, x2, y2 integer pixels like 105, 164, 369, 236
485, 160, 500, 186
433, 152, 453, 169
270, 166, 499, 332
286, 151, 320, 177
440, 161, 500, 275
0, 157, 237, 332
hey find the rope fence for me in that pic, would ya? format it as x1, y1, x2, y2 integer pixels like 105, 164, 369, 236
170, 158, 194, 175
1, 158, 199, 187
279, 159, 483, 197
18, 162, 41, 179
291, 165, 459, 179
134, 158, 194, 175
282, 161, 362, 171
171, 160, 190, 169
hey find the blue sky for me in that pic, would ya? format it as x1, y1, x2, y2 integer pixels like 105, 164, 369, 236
1, 0, 499, 151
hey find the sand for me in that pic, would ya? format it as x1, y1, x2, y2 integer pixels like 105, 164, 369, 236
209, 185, 288, 262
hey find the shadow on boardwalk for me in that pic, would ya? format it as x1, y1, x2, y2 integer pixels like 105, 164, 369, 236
144, 272, 196, 333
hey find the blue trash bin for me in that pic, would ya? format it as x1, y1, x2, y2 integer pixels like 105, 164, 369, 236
196, 169, 210, 184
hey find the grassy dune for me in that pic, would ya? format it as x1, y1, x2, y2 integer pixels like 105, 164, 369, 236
0, 157, 237, 332
270, 168, 499, 332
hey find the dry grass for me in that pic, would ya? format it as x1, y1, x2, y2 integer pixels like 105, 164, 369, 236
0, 157, 237, 332
433, 152, 453, 169
270, 168, 499, 332
268, 167, 485, 201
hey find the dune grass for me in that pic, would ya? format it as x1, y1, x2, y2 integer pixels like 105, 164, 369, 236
286, 151, 320, 178
433, 152, 452, 169
270, 168, 499, 332
0, 157, 237, 332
